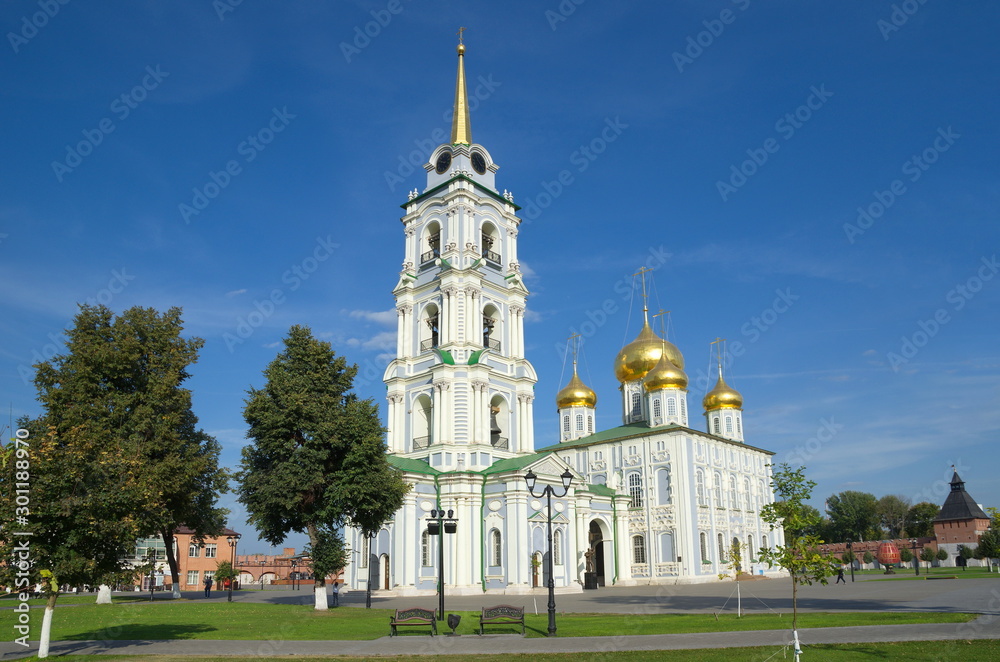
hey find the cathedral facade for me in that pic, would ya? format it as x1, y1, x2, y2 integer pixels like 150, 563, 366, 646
343, 41, 783, 595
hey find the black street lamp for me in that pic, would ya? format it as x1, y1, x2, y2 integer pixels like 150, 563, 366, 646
426, 508, 458, 622
147, 549, 157, 602
366, 532, 374, 609
226, 534, 241, 602
846, 539, 855, 583
291, 559, 298, 591
259, 559, 266, 590
524, 468, 573, 637
910, 539, 919, 576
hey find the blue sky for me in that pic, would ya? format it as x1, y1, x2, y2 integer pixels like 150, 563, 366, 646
2, 1, 998, 553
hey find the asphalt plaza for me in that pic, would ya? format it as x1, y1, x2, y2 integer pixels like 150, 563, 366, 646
3, 575, 999, 658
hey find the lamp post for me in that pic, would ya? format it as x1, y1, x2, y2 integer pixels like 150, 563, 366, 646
846, 539, 855, 583
291, 559, 298, 591
147, 549, 157, 602
426, 508, 458, 622
910, 539, 919, 576
226, 534, 241, 602
366, 532, 374, 609
524, 468, 573, 637
259, 559, 266, 590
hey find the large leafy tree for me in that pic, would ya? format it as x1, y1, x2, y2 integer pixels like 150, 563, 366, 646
876, 494, 911, 538
0, 305, 226, 656
826, 490, 880, 542
758, 464, 839, 641
237, 326, 409, 610
905, 501, 941, 537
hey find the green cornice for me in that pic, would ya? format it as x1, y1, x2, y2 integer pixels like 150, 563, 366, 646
400, 174, 521, 212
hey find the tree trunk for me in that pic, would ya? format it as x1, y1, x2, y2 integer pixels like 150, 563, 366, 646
307, 523, 328, 611
161, 528, 182, 599
96, 585, 112, 604
38, 593, 58, 658
791, 574, 799, 633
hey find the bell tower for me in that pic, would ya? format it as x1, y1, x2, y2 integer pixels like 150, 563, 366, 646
383, 37, 537, 471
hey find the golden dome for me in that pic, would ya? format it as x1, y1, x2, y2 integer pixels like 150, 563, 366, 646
556, 366, 597, 409
643, 351, 688, 391
703, 373, 743, 411
614, 321, 685, 383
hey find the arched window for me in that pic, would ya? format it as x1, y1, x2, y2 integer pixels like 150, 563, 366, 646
713, 472, 722, 508
490, 529, 502, 567
422, 223, 441, 263
628, 473, 643, 508
736, 417, 742, 436
553, 529, 563, 565
421, 530, 431, 567
718, 533, 725, 562
632, 535, 647, 564
360, 535, 369, 568
587, 416, 594, 433
725, 416, 733, 434
761, 534, 768, 551
482, 305, 500, 351
576, 414, 584, 431
481, 223, 500, 265
696, 470, 706, 506
630, 391, 641, 418
746, 536, 755, 566
667, 397, 676, 416
743, 478, 752, 511
680, 398, 687, 418
658, 467, 672, 505
652, 399, 662, 419
421, 304, 440, 350
563, 415, 570, 434
700, 532, 708, 563
712, 417, 721, 435
758, 480, 767, 509
729, 475, 737, 509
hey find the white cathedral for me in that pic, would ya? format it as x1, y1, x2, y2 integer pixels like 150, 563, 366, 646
344, 41, 783, 594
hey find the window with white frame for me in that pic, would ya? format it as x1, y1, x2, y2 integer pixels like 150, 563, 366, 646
553, 529, 563, 565
718, 533, 725, 561
587, 416, 593, 433
490, 529, 502, 567
204, 544, 217, 558
713, 472, 722, 508
421, 529, 431, 567
700, 532, 708, 563
680, 398, 687, 418
563, 415, 570, 434
204, 570, 215, 580
736, 417, 742, 436
729, 476, 737, 509
630, 391, 641, 418
632, 535, 646, 564
725, 416, 733, 434
667, 397, 676, 416
712, 417, 721, 435
696, 470, 705, 506
187, 570, 199, 585
652, 398, 662, 419
189, 543, 200, 558
628, 472, 643, 508
743, 478, 752, 510
576, 414, 584, 431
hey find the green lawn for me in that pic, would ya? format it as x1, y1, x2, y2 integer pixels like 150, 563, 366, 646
8, 602, 976, 641
25, 640, 1000, 662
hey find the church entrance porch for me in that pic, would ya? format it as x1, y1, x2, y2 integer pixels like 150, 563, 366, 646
589, 520, 608, 587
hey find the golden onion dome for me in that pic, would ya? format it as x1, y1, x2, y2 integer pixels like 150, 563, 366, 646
703, 373, 743, 411
556, 366, 597, 409
643, 351, 688, 391
614, 321, 685, 383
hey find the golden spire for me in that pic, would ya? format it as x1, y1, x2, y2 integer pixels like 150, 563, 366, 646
634, 266, 653, 324
450, 27, 472, 145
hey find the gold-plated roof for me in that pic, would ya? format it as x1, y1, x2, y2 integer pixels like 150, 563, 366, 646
450, 40, 471, 145
556, 365, 597, 409
703, 372, 743, 411
643, 349, 688, 392
613, 321, 685, 383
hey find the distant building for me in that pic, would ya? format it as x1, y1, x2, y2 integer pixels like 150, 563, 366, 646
933, 471, 991, 567
131, 527, 241, 591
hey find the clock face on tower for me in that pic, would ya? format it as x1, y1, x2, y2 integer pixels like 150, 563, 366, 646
435, 151, 452, 174
471, 151, 487, 175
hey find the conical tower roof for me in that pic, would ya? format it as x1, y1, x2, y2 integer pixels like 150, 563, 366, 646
934, 471, 990, 522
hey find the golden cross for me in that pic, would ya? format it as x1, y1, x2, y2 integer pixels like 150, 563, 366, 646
632, 266, 653, 314
457, 26, 466, 44
567, 333, 581, 363
652, 309, 670, 337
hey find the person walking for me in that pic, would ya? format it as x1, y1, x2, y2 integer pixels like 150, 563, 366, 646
204, 575, 213, 597
332, 581, 340, 607
836, 566, 846, 584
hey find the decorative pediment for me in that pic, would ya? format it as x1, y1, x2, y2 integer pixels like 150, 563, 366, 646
528, 510, 569, 524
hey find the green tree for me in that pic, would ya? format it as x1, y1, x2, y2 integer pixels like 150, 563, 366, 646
899, 546, 913, 563
863, 550, 874, 566
826, 491, 880, 541
35, 305, 228, 599
936, 547, 949, 563
214, 560, 238, 585
905, 502, 941, 537
876, 494, 911, 538
757, 464, 839, 636
0, 305, 226, 656
958, 544, 973, 570
237, 326, 409, 610
920, 546, 937, 568
978, 529, 1000, 569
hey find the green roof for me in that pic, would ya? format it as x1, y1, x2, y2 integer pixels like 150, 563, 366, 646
479, 452, 551, 475
387, 455, 441, 475
535, 422, 775, 456
581, 483, 617, 497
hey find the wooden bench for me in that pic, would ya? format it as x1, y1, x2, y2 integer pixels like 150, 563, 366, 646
479, 604, 525, 635
389, 607, 437, 636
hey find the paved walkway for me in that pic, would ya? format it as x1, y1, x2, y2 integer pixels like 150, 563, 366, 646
3, 577, 999, 658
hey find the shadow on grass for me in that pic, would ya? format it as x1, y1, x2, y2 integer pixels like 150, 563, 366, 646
60, 623, 216, 641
